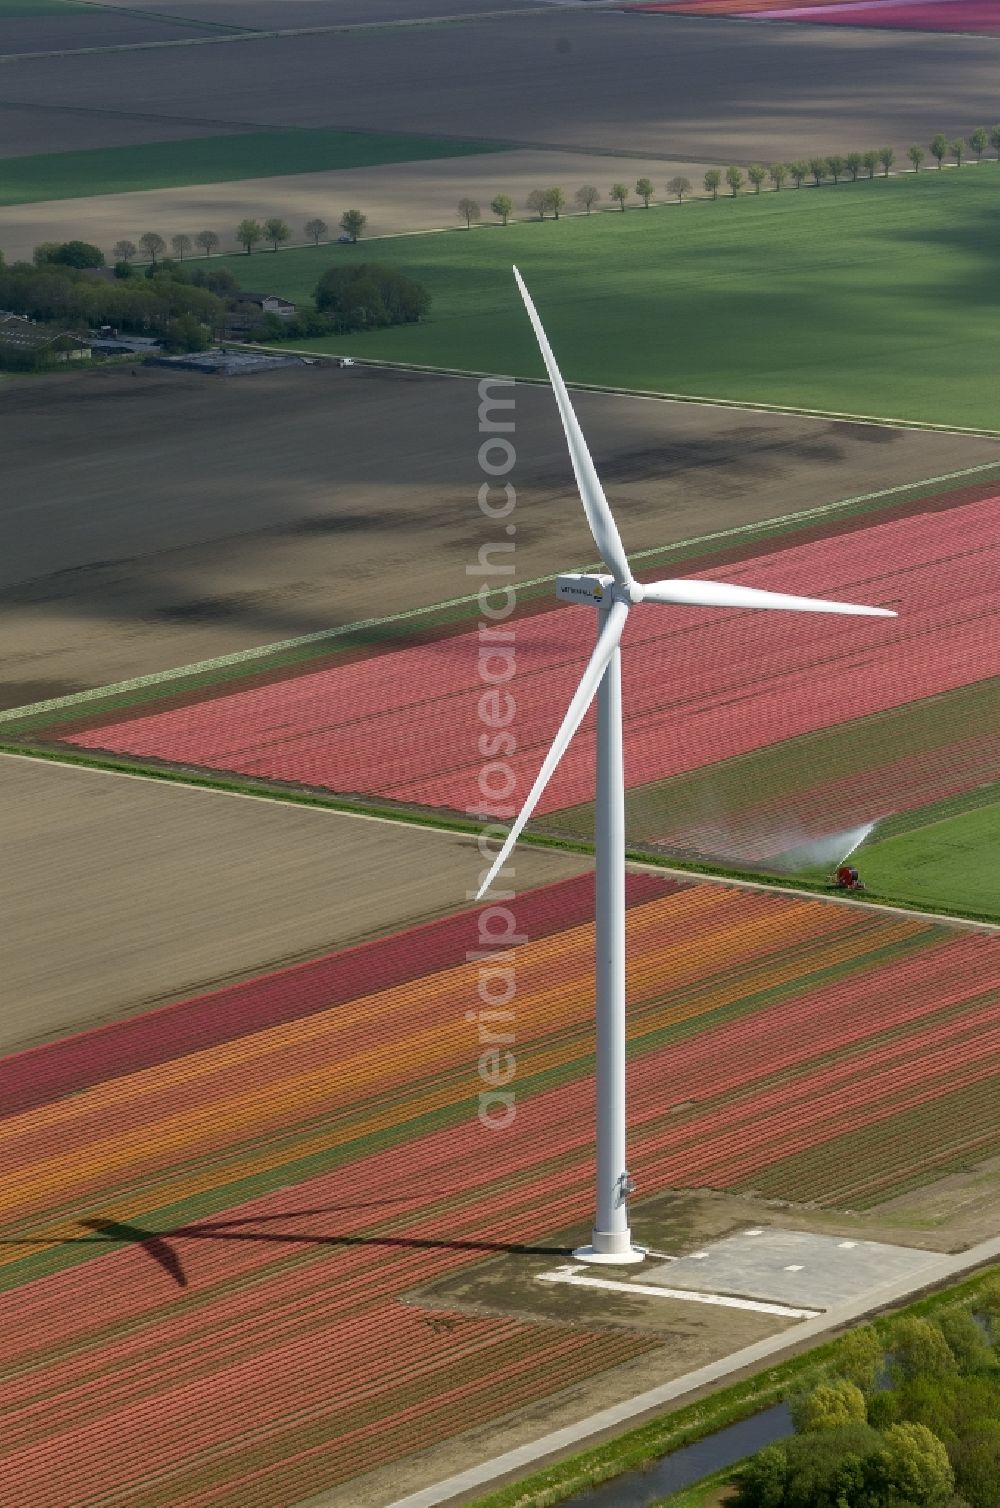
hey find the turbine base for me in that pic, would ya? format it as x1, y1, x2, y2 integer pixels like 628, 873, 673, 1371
573, 1236, 646, 1266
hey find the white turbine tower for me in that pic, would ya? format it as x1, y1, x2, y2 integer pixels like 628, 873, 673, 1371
477, 267, 897, 1266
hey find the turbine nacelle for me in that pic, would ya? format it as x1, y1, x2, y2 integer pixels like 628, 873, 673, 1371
555, 572, 616, 607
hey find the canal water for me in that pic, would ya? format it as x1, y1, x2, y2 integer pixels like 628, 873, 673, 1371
561, 1402, 792, 1508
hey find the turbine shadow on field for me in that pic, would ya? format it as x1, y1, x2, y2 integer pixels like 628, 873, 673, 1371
2, 1212, 570, 1289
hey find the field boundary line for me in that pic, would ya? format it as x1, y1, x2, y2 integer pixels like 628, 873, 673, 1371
2, 455, 998, 728
2, 746, 997, 934
272, 353, 1000, 438
0, 3, 591, 63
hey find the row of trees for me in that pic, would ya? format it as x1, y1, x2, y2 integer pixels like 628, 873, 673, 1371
734, 1281, 1000, 1506
457, 129, 1000, 227
108, 209, 370, 267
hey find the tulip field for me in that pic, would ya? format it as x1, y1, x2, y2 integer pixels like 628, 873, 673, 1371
1, 873, 998, 1504
50, 478, 1000, 913
622, 0, 1000, 32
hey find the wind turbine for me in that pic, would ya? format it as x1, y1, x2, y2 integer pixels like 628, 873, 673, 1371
477, 267, 897, 1265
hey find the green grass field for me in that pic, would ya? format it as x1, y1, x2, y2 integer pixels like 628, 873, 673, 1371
860, 802, 1000, 918
0, 129, 507, 205
224, 166, 1000, 429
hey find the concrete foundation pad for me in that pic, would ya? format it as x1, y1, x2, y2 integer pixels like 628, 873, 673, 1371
642, 1227, 943, 1311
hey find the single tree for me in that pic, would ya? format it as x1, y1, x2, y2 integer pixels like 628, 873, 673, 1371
747, 163, 767, 194
543, 186, 566, 219
862, 149, 880, 179
526, 188, 547, 220
936, 1307, 993, 1371
951, 138, 965, 167
610, 181, 629, 211
789, 160, 809, 188
826, 154, 846, 183
575, 184, 600, 214
835, 1326, 883, 1395
457, 197, 481, 229
969, 126, 989, 161
195, 229, 220, 257
703, 167, 722, 199
170, 233, 192, 261
36, 238, 104, 268
236, 218, 264, 255
908, 144, 926, 171
790, 1380, 867, 1435
809, 157, 827, 186
668, 174, 692, 202
490, 193, 513, 225
889, 1317, 958, 1382
340, 208, 367, 243
930, 132, 949, 168
876, 1422, 955, 1504
635, 175, 654, 207
263, 217, 290, 251
725, 164, 743, 197
139, 231, 166, 263
878, 145, 895, 177
768, 162, 788, 191
845, 150, 863, 180
991, 125, 1000, 159
305, 218, 329, 245
112, 238, 137, 264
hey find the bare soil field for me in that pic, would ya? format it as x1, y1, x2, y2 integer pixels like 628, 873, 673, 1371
0, 752, 589, 1053
0, 100, 263, 159
0, 10, 993, 164
0, 148, 714, 262
2, 364, 996, 706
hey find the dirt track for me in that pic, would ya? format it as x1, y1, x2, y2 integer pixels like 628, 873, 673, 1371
0, 753, 589, 1054
2, 364, 997, 706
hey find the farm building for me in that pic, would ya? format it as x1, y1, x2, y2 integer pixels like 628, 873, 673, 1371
0, 314, 90, 368
230, 292, 296, 320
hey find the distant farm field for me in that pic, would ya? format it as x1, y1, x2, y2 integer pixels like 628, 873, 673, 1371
0, 128, 507, 205
1, 873, 996, 1502
228, 167, 1000, 430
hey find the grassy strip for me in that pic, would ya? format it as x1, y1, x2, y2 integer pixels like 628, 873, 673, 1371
214, 166, 1000, 431
654, 1466, 737, 1507
5, 739, 999, 925
0, 128, 508, 206
466, 1267, 1000, 1508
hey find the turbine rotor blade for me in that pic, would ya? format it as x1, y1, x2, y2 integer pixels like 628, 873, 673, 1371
476, 599, 629, 900
638, 578, 896, 617
513, 266, 633, 586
